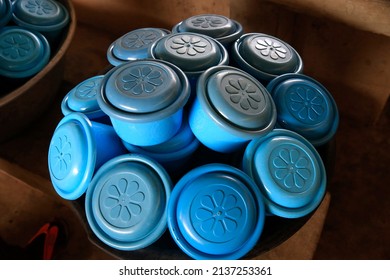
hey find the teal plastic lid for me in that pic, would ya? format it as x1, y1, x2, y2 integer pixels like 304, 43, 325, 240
104, 60, 182, 113
150, 32, 226, 73
12, 0, 69, 32
168, 164, 265, 259
0, 26, 50, 78
205, 66, 276, 130
107, 28, 170, 66
242, 129, 326, 218
85, 154, 172, 250
0, 0, 12, 27
48, 113, 96, 200
267, 74, 339, 146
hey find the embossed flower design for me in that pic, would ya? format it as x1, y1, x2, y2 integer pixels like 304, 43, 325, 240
121, 66, 163, 95
50, 135, 72, 178
225, 78, 261, 110
25, 0, 55, 15
195, 190, 242, 237
288, 86, 325, 122
104, 179, 145, 223
191, 16, 224, 28
272, 148, 311, 189
123, 31, 158, 49
170, 35, 207, 56
255, 38, 287, 60
76, 80, 100, 99
0, 34, 33, 59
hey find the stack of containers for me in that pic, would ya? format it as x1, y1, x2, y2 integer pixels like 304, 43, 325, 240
48, 13, 339, 260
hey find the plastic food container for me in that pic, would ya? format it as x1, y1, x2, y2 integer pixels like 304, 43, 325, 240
0, 0, 12, 27
61, 75, 110, 124
48, 113, 126, 200
231, 33, 303, 84
148, 31, 228, 97
266, 73, 339, 147
242, 129, 327, 219
97, 59, 190, 146
107, 28, 170, 66
167, 163, 265, 260
121, 113, 199, 173
0, 26, 50, 79
85, 153, 172, 251
189, 65, 277, 153
12, 0, 70, 44
172, 14, 243, 49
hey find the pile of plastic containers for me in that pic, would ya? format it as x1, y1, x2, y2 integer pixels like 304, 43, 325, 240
48, 14, 339, 260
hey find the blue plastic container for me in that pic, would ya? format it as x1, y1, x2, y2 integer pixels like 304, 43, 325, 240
85, 153, 172, 251
48, 113, 126, 200
0, 26, 50, 78
266, 73, 339, 147
231, 33, 303, 84
0, 0, 12, 27
242, 129, 327, 219
12, 0, 69, 44
189, 65, 277, 153
148, 32, 228, 98
121, 113, 199, 172
172, 14, 243, 49
107, 28, 170, 66
97, 59, 190, 146
168, 163, 265, 260
61, 75, 110, 124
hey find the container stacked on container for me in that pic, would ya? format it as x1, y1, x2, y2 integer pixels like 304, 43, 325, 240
48, 14, 339, 260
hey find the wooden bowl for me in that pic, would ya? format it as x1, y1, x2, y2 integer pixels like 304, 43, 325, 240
0, 0, 76, 143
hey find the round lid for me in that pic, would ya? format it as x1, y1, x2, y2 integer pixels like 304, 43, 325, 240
104, 60, 182, 113
176, 14, 236, 39
108, 28, 169, 65
0, 0, 12, 27
168, 164, 265, 259
48, 113, 96, 200
13, 0, 69, 29
237, 33, 300, 75
0, 26, 50, 78
85, 154, 171, 250
243, 129, 326, 218
151, 32, 224, 72
267, 74, 339, 146
205, 67, 276, 130
65, 75, 104, 113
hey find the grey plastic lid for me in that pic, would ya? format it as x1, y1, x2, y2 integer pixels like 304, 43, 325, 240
150, 32, 223, 72
203, 66, 276, 130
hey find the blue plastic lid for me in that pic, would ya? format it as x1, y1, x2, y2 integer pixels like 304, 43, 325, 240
107, 28, 170, 66
85, 154, 172, 250
172, 14, 243, 46
0, 26, 50, 78
12, 0, 69, 32
267, 74, 339, 146
0, 0, 12, 27
48, 113, 96, 200
168, 164, 265, 259
104, 60, 181, 113
61, 75, 104, 115
242, 129, 326, 218
232, 33, 303, 81
150, 32, 228, 73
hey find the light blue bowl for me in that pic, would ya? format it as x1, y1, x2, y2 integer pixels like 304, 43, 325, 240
107, 28, 170, 66
85, 153, 172, 251
0, 0, 12, 28
48, 113, 126, 200
267, 73, 339, 147
0, 26, 50, 78
189, 65, 277, 153
242, 129, 327, 218
167, 163, 265, 260
97, 59, 190, 146
61, 75, 110, 124
232, 33, 303, 84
